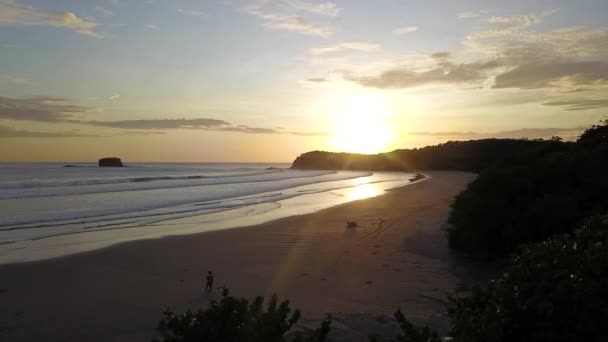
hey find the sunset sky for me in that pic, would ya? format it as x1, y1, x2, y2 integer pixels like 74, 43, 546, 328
1, 0, 607, 162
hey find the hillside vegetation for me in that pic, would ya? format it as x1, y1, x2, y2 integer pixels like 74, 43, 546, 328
292, 138, 566, 172
446, 121, 608, 258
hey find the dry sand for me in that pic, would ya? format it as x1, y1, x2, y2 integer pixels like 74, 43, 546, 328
0, 171, 490, 341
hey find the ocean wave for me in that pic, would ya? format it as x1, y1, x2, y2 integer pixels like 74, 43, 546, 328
0, 169, 287, 190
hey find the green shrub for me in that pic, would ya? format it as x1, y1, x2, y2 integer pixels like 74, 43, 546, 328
154, 288, 330, 342
447, 215, 608, 342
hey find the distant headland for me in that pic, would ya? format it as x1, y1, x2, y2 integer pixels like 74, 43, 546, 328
291, 138, 563, 172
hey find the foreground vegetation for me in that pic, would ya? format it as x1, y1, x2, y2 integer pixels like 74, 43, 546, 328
446, 121, 608, 258
447, 215, 608, 342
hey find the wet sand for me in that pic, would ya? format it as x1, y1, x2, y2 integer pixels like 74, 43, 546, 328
0, 171, 488, 341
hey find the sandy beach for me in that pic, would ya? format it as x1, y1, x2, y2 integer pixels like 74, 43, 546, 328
0, 171, 488, 341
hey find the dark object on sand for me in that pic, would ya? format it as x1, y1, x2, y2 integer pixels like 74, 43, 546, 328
98, 157, 124, 167
346, 220, 358, 228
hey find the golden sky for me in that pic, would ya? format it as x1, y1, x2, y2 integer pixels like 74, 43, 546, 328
1, 0, 607, 161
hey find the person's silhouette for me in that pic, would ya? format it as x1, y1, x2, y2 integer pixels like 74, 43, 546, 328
205, 271, 214, 293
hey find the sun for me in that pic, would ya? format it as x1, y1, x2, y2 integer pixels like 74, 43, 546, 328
332, 94, 394, 154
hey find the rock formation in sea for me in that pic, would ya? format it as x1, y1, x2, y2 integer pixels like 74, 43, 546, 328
98, 157, 124, 167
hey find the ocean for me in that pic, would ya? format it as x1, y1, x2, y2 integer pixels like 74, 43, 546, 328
0, 162, 417, 264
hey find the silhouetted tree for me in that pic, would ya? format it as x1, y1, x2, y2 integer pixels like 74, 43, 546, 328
578, 119, 608, 146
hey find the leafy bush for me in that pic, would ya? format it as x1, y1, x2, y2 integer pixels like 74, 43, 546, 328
154, 288, 329, 342
445, 121, 608, 258
447, 215, 608, 342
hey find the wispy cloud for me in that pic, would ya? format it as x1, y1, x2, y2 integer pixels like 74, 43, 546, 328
79, 118, 230, 130
242, 0, 339, 38
0, 0, 100, 37
108, 93, 121, 100
393, 26, 418, 35
310, 41, 380, 55
0, 95, 332, 137
543, 98, 608, 111
284, 0, 341, 17
0, 95, 91, 121
0, 125, 90, 138
458, 9, 490, 19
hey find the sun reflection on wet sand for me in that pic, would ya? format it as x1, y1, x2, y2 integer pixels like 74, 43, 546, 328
348, 179, 383, 201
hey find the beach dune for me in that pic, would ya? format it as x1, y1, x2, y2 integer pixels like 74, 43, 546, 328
0, 171, 483, 341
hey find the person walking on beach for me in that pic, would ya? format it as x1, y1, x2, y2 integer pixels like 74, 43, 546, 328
205, 271, 214, 293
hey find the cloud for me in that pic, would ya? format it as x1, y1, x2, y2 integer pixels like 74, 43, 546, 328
486, 14, 542, 29
0, 95, 91, 122
345, 55, 500, 89
0, 95, 331, 137
543, 98, 608, 111
177, 8, 206, 17
305, 77, 327, 83
393, 26, 418, 35
108, 93, 121, 100
0, 0, 100, 37
243, 1, 338, 38
332, 11, 608, 112
145, 24, 158, 30
310, 41, 380, 55
458, 10, 489, 19
0, 125, 89, 138
285, 0, 341, 17
80, 119, 332, 136
80, 118, 230, 129
493, 62, 608, 89
409, 127, 585, 141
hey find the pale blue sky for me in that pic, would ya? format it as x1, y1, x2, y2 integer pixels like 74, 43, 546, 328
1, 0, 607, 161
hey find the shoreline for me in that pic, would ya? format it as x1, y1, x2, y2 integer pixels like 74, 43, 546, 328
0, 171, 423, 266
0, 171, 488, 342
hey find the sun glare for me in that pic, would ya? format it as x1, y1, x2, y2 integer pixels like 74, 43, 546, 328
332, 95, 394, 154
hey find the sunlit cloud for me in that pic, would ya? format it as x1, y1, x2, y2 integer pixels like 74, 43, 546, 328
0, 0, 100, 37
242, 0, 339, 37
393, 26, 418, 35
458, 10, 490, 19
543, 98, 608, 111
310, 41, 380, 55
328, 10, 608, 112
